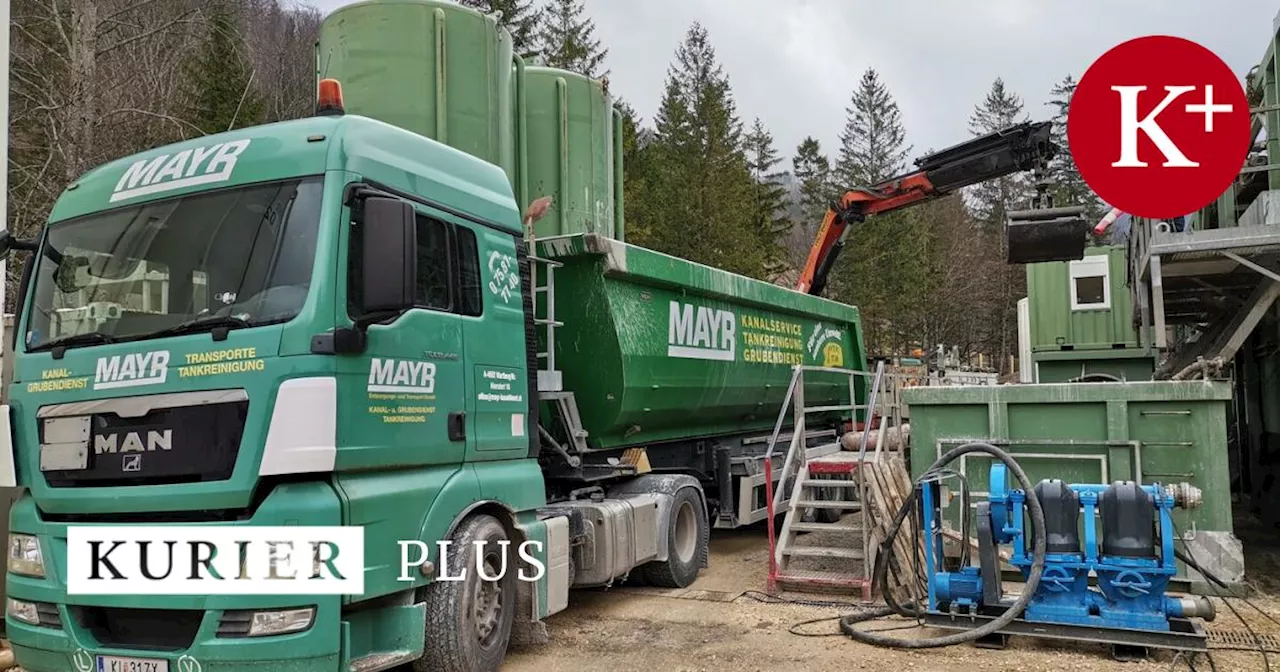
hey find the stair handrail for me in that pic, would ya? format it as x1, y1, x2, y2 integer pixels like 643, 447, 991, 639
763, 363, 880, 593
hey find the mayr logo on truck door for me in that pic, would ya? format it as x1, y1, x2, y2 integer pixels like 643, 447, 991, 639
110, 139, 252, 203
668, 301, 736, 361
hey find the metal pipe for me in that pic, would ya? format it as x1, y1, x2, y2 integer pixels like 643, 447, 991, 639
1007, 205, 1088, 220
434, 8, 448, 141
557, 77, 569, 236
514, 53, 529, 210
612, 105, 625, 242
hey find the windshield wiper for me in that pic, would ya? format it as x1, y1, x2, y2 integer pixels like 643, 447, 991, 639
32, 331, 117, 354
149, 315, 252, 340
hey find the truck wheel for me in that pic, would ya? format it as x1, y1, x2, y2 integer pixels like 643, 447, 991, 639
642, 487, 707, 588
416, 514, 516, 672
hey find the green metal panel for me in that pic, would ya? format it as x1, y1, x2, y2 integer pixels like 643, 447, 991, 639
523, 66, 617, 239
538, 234, 869, 449
903, 381, 1235, 591
1034, 354, 1156, 383
1026, 245, 1139, 351
316, 0, 516, 184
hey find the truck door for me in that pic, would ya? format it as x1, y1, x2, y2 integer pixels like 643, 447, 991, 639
336, 204, 470, 469
454, 222, 531, 460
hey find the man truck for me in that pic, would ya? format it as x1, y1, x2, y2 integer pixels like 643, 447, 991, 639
0, 1, 1067, 670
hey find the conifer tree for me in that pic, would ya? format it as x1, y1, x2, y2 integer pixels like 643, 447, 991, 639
744, 118, 791, 276
836, 68, 910, 188
635, 23, 763, 277
1046, 74, 1104, 220
537, 0, 608, 77
793, 137, 834, 221
183, 4, 264, 135
967, 77, 1031, 374
967, 78, 1031, 231
458, 0, 542, 56
829, 68, 916, 353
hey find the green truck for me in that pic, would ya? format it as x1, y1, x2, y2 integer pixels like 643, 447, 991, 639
0, 2, 868, 670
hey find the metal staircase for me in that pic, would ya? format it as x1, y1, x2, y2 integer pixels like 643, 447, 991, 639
764, 362, 894, 600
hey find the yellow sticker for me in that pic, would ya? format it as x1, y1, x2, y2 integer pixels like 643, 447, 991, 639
822, 342, 845, 368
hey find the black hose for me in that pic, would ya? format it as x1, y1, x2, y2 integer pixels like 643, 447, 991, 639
838, 442, 1047, 648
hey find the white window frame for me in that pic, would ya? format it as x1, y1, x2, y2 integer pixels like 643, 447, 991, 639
1069, 256, 1111, 311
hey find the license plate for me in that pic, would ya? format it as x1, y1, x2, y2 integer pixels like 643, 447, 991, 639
96, 656, 169, 672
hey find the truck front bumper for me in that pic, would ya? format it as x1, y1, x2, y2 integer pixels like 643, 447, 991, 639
5, 482, 348, 672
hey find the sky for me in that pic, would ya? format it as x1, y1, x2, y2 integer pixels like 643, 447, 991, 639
309, 0, 1280, 168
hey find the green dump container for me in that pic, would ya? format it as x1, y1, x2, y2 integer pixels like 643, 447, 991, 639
903, 381, 1241, 594
537, 234, 869, 449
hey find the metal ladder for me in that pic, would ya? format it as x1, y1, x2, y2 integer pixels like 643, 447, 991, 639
527, 239, 590, 456
764, 362, 890, 600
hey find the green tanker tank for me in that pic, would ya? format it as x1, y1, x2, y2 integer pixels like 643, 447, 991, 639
316, 0, 517, 184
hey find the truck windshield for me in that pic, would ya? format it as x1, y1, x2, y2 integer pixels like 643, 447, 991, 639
25, 177, 323, 351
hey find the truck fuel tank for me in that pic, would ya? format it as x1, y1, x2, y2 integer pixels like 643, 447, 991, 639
545, 493, 663, 587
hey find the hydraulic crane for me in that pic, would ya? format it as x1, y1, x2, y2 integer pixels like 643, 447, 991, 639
796, 120, 1091, 296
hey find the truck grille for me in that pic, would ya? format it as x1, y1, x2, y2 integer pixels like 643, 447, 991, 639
43, 400, 249, 488
216, 610, 253, 637
72, 606, 203, 651
34, 601, 62, 629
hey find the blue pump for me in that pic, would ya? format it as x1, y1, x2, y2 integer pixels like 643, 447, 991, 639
921, 463, 1214, 651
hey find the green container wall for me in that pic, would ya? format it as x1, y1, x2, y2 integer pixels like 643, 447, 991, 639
903, 381, 1235, 592
1033, 351, 1157, 383
316, 0, 516, 184
538, 234, 869, 449
1027, 245, 1140, 352
524, 67, 619, 239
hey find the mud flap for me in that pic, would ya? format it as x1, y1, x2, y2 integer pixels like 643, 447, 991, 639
1006, 206, 1090, 264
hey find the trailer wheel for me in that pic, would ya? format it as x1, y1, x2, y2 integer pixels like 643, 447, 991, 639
642, 487, 707, 588
416, 514, 516, 672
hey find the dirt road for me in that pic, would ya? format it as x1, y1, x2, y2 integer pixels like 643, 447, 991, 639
503, 527, 1280, 672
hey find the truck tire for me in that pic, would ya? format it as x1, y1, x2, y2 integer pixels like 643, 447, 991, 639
641, 487, 707, 588
416, 514, 516, 672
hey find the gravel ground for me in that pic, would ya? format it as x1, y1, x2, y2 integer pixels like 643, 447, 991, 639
503, 521, 1280, 672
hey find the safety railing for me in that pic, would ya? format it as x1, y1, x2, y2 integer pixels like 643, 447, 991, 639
762, 361, 887, 591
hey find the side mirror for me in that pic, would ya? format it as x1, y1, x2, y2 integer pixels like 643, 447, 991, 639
0, 230, 36, 257
358, 197, 417, 316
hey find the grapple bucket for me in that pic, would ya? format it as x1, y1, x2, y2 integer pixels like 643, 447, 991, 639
1006, 206, 1090, 264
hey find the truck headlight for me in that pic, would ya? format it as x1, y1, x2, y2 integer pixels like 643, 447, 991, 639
7, 598, 39, 625
248, 607, 315, 637
8, 534, 45, 578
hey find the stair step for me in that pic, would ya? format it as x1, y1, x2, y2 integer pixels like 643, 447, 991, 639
776, 570, 871, 595
788, 521, 864, 533
795, 500, 862, 510
782, 546, 866, 560
799, 479, 858, 488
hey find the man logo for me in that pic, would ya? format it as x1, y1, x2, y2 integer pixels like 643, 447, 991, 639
122, 454, 142, 472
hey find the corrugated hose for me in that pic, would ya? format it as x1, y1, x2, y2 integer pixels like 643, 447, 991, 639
836, 442, 1048, 648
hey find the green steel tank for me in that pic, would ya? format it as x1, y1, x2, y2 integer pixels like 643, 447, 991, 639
537, 234, 869, 449
522, 66, 624, 240
316, 0, 517, 185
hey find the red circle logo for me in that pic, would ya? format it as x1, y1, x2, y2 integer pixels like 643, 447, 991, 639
1068, 35, 1251, 220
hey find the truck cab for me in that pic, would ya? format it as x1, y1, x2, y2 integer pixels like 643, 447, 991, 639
1, 112, 713, 672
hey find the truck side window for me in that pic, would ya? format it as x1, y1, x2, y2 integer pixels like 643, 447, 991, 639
415, 214, 453, 311
455, 227, 483, 317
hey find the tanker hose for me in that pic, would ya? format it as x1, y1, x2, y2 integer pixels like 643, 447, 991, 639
838, 442, 1047, 649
